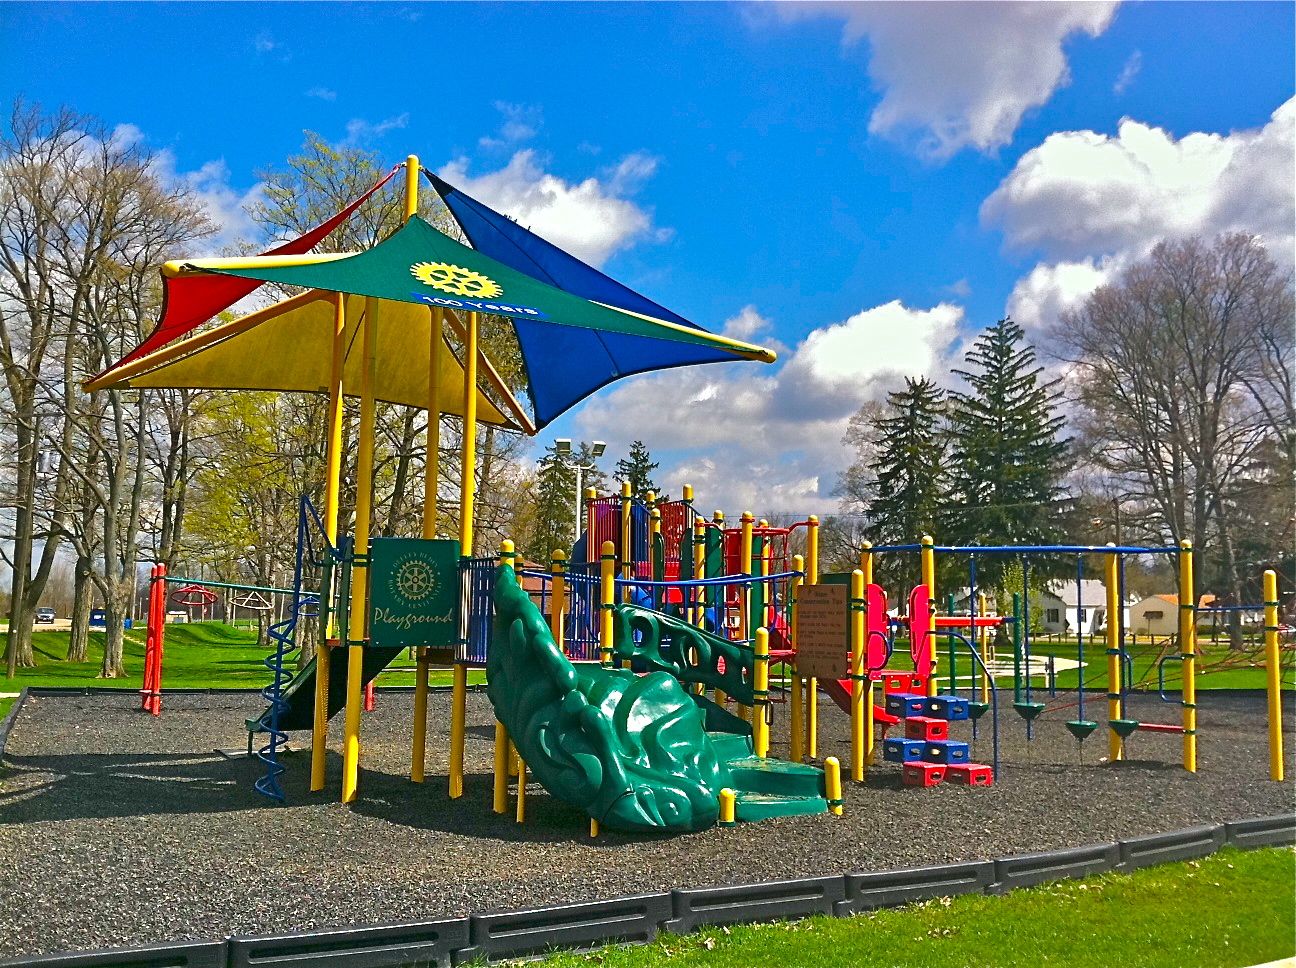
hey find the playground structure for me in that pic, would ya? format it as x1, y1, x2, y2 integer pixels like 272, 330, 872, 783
83, 151, 1290, 838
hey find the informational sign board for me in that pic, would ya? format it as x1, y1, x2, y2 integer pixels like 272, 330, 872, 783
796, 583, 849, 679
368, 537, 460, 648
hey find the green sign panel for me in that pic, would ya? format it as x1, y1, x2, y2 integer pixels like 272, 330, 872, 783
368, 538, 460, 648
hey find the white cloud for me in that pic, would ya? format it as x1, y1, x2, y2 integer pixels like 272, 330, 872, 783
1113, 50, 1142, 95
479, 101, 542, 149
575, 301, 963, 513
438, 149, 665, 266
341, 113, 409, 147
985, 98, 1296, 329
306, 87, 337, 102
777, 2, 1117, 160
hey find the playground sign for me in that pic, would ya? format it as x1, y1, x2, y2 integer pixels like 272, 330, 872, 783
796, 583, 849, 678
368, 538, 460, 649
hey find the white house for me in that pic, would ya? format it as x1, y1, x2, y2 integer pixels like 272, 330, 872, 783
1129, 594, 1179, 639
950, 579, 1129, 636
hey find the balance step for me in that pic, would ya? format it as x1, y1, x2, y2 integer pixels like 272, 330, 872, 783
1109, 718, 1141, 739
1065, 720, 1099, 742
947, 763, 994, 786
901, 761, 946, 787
904, 716, 949, 741
883, 738, 926, 763
724, 756, 825, 799
882, 672, 929, 695
885, 693, 928, 718
734, 790, 829, 822
922, 740, 969, 765
925, 695, 970, 721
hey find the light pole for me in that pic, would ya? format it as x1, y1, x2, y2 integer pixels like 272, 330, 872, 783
555, 439, 606, 543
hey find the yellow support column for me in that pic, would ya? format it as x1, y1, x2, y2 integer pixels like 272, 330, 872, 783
692, 516, 706, 630
413, 291, 441, 785
790, 553, 805, 761
515, 757, 527, 823
806, 515, 819, 758
850, 569, 866, 781
311, 292, 347, 793
341, 296, 379, 805
1263, 569, 1284, 781
1105, 546, 1124, 762
860, 542, 875, 764
737, 512, 754, 723
718, 788, 736, 827
1178, 541, 1197, 772
824, 756, 843, 816
451, 309, 480, 800
550, 550, 567, 652
978, 592, 990, 704
921, 534, 937, 696
600, 540, 616, 667
619, 481, 633, 594
712, 510, 727, 707
753, 628, 770, 757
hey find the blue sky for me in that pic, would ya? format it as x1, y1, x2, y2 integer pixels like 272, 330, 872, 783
3, 1, 1293, 513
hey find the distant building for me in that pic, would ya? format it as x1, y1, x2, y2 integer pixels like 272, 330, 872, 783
951, 579, 1129, 635
1130, 594, 1179, 638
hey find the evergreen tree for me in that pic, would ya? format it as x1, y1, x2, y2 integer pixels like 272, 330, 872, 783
944, 318, 1069, 585
525, 444, 577, 561
615, 440, 662, 502
864, 378, 948, 591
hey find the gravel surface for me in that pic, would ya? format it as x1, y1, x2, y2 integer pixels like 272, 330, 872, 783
1, 687, 1292, 957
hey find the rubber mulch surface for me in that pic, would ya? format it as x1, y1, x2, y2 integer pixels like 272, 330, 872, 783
1, 687, 1292, 957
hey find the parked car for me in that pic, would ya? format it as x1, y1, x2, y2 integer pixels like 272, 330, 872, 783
34, 607, 56, 624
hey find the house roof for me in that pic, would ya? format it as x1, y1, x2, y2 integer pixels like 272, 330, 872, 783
1044, 579, 1110, 607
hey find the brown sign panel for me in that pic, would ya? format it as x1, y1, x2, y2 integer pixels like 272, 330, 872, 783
796, 583, 849, 679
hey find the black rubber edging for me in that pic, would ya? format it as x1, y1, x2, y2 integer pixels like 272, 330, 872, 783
1, 818, 1292, 967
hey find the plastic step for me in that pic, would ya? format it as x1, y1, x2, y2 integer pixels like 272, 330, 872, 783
734, 790, 829, 822
707, 731, 754, 762
724, 756, 825, 798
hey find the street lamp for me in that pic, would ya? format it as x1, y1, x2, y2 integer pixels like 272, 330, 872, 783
555, 439, 606, 543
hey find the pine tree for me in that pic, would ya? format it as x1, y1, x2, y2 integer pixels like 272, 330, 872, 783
944, 318, 1069, 585
615, 440, 662, 502
864, 378, 948, 590
525, 444, 577, 561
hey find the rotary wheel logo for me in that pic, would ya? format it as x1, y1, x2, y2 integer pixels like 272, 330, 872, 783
393, 556, 438, 603
411, 262, 502, 299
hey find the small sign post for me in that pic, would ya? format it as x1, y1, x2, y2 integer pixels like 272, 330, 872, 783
368, 538, 460, 649
796, 583, 850, 679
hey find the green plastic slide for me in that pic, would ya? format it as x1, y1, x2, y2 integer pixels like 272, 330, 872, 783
487, 564, 827, 833
247, 644, 405, 733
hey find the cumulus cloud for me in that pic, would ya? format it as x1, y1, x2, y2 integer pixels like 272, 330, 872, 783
986, 98, 1296, 328
777, 2, 1117, 160
575, 301, 963, 513
341, 113, 409, 147
438, 149, 666, 266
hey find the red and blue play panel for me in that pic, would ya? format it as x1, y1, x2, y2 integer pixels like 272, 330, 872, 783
882, 672, 928, 695
883, 738, 925, 763
885, 693, 928, 718
904, 716, 948, 741
925, 695, 971, 721
902, 761, 945, 787
922, 740, 970, 764
947, 763, 994, 786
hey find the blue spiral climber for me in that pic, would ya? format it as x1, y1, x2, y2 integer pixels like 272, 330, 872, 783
252, 495, 336, 803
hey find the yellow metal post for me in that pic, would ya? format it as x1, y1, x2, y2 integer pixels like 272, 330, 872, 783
860, 541, 876, 764
806, 515, 819, 758
600, 540, 616, 667
753, 627, 770, 757
550, 550, 567, 652
311, 292, 347, 793
515, 757, 527, 823
404, 153, 419, 220
978, 592, 990, 704
824, 756, 843, 816
448, 663, 467, 799
718, 788, 736, 826
790, 553, 805, 761
341, 296, 379, 805
1263, 569, 1284, 781
1105, 546, 1123, 762
712, 510, 727, 707
459, 312, 479, 555
413, 297, 442, 786
737, 512, 755, 723
850, 569, 865, 782
692, 516, 706, 629
1178, 541, 1197, 772
921, 534, 937, 696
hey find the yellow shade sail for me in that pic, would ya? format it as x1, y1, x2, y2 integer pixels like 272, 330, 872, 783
86, 289, 533, 433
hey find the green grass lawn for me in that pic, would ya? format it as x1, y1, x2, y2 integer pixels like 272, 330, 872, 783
1, 622, 483, 697
536, 847, 1296, 968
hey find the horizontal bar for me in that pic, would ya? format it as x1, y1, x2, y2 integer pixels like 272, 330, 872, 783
616, 570, 804, 589
868, 544, 1181, 555
161, 576, 315, 596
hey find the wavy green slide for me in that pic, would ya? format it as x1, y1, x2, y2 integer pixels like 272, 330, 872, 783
488, 564, 828, 833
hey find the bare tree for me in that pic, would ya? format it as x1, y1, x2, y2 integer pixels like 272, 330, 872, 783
1054, 234, 1294, 644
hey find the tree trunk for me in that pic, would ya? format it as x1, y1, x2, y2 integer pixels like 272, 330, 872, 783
98, 600, 126, 678
67, 555, 93, 663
